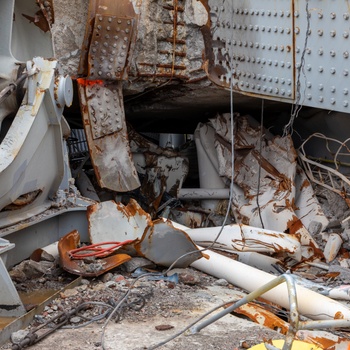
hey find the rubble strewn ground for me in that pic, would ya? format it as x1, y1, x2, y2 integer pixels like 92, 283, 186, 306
1, 265, 282, 350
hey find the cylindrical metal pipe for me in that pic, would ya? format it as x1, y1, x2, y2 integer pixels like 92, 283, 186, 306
191, 248, 350, 320
178, 188, 230, 200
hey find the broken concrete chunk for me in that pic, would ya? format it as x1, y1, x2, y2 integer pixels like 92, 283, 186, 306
324, 233, 343, 263
10, 330, 30, 344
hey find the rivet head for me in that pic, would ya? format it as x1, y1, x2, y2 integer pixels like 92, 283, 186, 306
344, 100, 349, 107
330, 50, 336, 57
344, 88, 349, 95
331, 98, 336, 105
319, 96, 324, 102
319, 84, 324, 91
344, 51, 349, 58
330, 30, 336, 37
307, 94, 312, 100
331, 86, 336, 93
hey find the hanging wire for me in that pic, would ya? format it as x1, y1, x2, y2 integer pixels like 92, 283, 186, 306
283, 0, 310, 136
142, 3, 237, 349
256, 99, 265, 229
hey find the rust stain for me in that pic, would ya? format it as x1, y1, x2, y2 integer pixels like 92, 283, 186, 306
22, 11, 50, 33
334, 311, 344, 319
232, 302, 289, 334
285, 216, 303, 235
76, 78, 104, 87
300, 178, 311, 190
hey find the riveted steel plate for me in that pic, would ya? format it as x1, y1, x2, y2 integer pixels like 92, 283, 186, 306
294, 0, 350, 113
86, 83, 123, 139
78, 81, 141, 192
88, 15, 133, 80
207, 0, 294, 100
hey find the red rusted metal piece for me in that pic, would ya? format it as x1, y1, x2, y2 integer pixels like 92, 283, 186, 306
58, 230, 131, 277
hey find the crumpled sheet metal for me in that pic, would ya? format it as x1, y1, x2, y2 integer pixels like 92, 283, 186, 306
129, 128, 189, 215
78, 81, 140, 192
88, 200, 203, 267
58, 230, 131, 277
232, 301, 289, 334
202, 113, 329, 258
136, 218, 203, 268
186, 223, 302, 261
87, 199, 152, 245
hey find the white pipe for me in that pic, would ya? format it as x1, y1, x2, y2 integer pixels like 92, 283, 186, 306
178, 188, 230, 199
191, 248, 350, 320
186, 224, 301, 260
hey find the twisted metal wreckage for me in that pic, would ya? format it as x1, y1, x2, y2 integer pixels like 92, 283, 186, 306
2, 0, 350, 349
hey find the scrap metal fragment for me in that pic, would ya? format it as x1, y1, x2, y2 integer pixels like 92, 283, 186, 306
88, 200, 203, 267
232, 301, 289, 334
202, 114, 329, 258
58, 230, 131, 277
77, 0, 140, 192
78, 81, 140, 191
88, 199, 152, 246
129, 128, 189, 215
136, 219, 203, 268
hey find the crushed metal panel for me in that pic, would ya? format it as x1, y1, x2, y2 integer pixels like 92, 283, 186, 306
88, 199, 152, 244
58, 230, 131, 277
78, 80, 140, 191
205, 114, 326, 258
137, 219, 203, 268
205, 0, 295, 100
88, 201, 203, 267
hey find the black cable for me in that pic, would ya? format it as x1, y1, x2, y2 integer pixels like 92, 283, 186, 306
256, 99, 265, 229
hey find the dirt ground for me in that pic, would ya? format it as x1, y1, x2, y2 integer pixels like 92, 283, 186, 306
0, 267, 282, 350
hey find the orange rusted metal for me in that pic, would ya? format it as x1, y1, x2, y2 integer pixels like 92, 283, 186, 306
232, 301, 290, 334
58, 230, 131, 277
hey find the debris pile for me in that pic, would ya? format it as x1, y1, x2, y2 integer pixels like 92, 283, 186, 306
4, 114, 350, 350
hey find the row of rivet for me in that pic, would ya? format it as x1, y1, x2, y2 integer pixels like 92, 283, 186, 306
227, 25, 349, 38
222, 41, 350, 59
211, 6, 350, 20
228, 41, 290, 51
232, 79, 350, 106
227, 24, 291, 34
